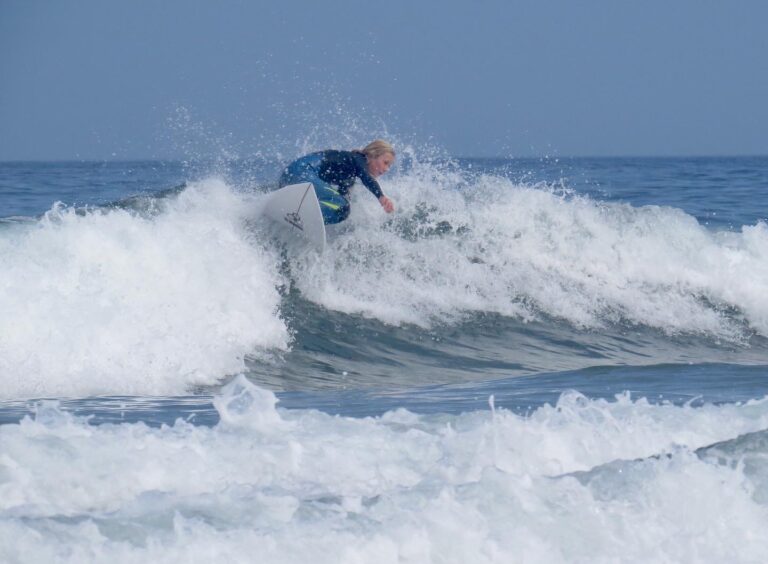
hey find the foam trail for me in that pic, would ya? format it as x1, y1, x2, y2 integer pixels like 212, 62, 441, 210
0, 179, 289, 399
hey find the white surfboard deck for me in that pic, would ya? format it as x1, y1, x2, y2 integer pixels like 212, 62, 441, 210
262, 182, 326, 252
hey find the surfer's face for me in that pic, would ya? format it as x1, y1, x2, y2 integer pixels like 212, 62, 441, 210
368, 153, 395, 178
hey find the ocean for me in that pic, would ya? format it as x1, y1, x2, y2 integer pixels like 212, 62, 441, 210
1, 153, 768, 562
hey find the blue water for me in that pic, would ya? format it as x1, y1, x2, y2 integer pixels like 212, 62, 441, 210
2, 154, 768, 562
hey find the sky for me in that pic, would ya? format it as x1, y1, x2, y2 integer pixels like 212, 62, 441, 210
1, 0, 767, 160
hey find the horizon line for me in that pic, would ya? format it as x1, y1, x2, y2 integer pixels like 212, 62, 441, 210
2, 153, 768, 164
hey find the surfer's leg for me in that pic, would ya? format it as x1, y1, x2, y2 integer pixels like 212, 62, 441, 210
314, 183, 350, 224
279, 162, 310, 187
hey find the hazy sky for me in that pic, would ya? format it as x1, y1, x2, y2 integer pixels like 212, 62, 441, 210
1, 0, 766, 160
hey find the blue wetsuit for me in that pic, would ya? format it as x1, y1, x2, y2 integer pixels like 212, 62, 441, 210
279, 150, 383, 224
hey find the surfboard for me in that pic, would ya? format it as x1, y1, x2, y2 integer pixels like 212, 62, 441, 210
261, 182, 326, 252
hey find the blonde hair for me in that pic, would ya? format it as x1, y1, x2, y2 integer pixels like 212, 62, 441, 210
359, 139, 395, 159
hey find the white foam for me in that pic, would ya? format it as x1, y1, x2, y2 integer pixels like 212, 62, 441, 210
293, 164, 768, 339
2, 377, 768, 563
0, 179, 289, 399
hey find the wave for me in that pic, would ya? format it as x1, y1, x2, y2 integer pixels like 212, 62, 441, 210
2, 162, 768, 398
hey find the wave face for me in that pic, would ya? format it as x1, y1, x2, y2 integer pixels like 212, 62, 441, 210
1, 157, 768, 398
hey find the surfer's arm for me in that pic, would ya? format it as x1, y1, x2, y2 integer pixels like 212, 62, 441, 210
359, 169, 393, 213
360, 172, 394, 213
358, 169, 383, 198
352, 151, 394, 213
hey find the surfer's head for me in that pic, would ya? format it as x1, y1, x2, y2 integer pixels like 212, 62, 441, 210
361, 140, 395, 178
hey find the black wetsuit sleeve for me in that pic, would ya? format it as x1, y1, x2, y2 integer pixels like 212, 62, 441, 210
352, 153, 383, 198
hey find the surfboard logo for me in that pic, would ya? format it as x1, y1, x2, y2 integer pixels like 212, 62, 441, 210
263, 182, 325, 252
284, 211, 304, 231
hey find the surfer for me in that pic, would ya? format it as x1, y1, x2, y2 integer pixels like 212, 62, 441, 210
278, 140, 396, 224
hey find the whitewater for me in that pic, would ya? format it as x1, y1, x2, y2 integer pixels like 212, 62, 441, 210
1, 154, 768, 562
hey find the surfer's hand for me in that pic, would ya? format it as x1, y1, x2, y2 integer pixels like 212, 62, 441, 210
379, 195, 395, 213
